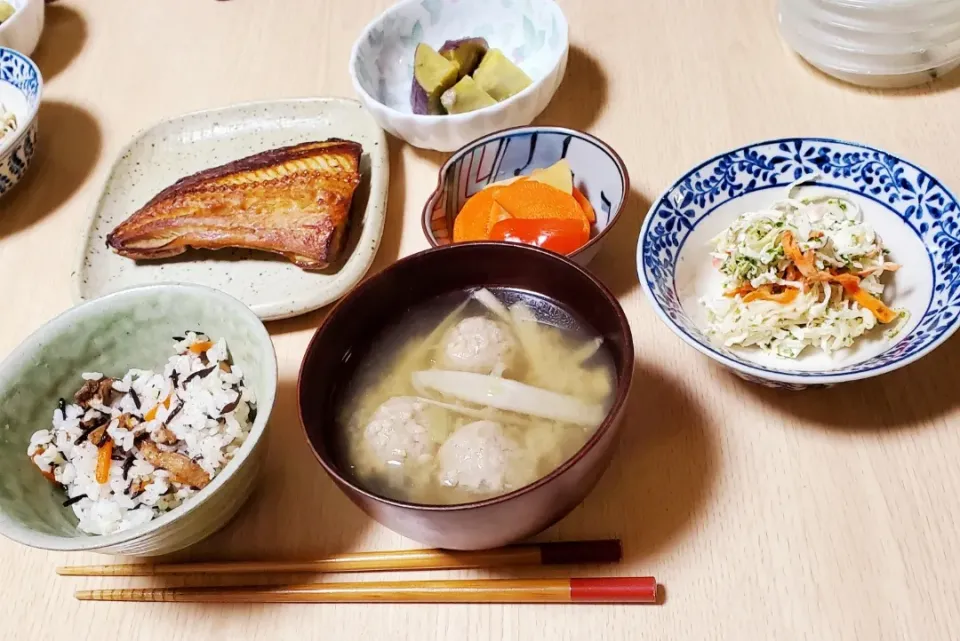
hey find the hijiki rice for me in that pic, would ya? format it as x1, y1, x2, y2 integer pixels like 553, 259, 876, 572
27, 333, 256, 535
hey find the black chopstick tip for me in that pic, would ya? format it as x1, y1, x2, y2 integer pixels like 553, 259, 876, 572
538, 539, 622, 566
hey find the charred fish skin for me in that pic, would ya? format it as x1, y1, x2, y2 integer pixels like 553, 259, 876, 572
106, 139, 363, 270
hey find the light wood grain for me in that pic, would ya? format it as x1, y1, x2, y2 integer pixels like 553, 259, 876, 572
56, 540, 621, 576
72, 577, 658, 604
2, 0, 960, 639
73, 579, 576, 604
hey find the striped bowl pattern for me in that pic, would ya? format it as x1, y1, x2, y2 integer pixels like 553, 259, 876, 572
422, 126, 630, 266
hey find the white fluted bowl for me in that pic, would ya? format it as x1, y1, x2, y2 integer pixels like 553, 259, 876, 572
0, 0, 44, 57
350, 0, 568, 152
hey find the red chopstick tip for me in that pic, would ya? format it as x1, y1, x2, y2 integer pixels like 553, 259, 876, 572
569, 577, 658, 604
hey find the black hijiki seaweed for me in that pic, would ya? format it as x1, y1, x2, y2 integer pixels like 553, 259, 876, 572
182, 366, 215, 385
62, 494, 86, 507
129, 388, 141, 410
166, 400, 185, 423
57, 398, 67, 420
219, 392, 241, 416
74, 418, 107, 445
170, 370, 180, 389
122, 452, 136, 480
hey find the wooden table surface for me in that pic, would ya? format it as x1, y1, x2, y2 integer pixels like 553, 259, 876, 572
3, 1, 960, 639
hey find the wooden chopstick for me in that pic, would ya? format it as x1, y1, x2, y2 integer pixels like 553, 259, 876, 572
75, 576, 658, 604
57, 539, 622, 577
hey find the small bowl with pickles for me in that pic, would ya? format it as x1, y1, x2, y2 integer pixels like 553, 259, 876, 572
422, 126, 630, 266
349, 0, 569, 151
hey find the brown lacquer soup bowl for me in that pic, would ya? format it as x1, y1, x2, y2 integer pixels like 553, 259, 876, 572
298, 243, 634, 550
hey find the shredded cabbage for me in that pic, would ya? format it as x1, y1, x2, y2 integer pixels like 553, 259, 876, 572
701, 177, 905, 359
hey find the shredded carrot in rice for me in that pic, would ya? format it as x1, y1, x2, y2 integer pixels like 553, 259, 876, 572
188, 341, 214, 354
96, 437, 113, 484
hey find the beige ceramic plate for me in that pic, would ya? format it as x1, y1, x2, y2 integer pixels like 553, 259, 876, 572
74, 98, 389, 321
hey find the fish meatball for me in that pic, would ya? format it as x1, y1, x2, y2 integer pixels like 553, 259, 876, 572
437, 420, 521, 493
441, 316, 517, 375
363, 397, 435, 466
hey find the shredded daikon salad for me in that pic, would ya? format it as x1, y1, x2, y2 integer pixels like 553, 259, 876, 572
701, 177, 908, 359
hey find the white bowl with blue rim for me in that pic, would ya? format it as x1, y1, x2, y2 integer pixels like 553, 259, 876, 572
350, 0, 569, 152
421, 125, 630, 266
638, 137, 960, 389
0, 46, 41, 197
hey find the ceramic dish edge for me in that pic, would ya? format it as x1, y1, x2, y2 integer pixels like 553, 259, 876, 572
637, 136, 960, 387
70, 97, 389, 321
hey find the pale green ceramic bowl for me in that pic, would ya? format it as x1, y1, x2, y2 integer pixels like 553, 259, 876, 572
0, 284, 277, 556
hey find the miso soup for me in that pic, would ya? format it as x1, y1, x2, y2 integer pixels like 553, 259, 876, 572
336, 287, 616, 505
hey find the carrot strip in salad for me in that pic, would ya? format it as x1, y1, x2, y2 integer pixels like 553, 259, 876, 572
705, 186, 904, 358
742, 285, 799, 304
850, 289, 898, 323
724, 284, 755, 298
826, 273, 897, 323
784, 265, 802, 282
780, 231, 820, 280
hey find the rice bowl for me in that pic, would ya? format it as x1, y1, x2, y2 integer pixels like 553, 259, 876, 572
28, 333, 257, 536
0, 283, 276, 556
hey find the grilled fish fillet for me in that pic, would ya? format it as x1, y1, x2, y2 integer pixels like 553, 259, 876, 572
106, 139, 363, 270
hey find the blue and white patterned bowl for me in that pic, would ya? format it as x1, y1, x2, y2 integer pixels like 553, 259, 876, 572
0, 47, 41, 198
422, 126, 629, 266
638, 137, 960, 389
350, 0, 568, 152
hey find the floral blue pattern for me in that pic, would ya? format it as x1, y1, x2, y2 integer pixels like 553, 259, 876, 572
0, 49, 40, 104
0, 47, 42, 198
639, 138, 960, 388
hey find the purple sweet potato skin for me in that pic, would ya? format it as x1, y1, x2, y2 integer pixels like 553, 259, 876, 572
411, 42, 459, 114
410, 79, 434, 115
439, 37, 490, 79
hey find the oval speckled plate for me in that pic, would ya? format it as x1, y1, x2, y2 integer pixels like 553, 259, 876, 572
74, 98, 389, 321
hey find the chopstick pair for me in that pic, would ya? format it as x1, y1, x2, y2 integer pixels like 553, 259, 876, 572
59, 539, 660, 604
